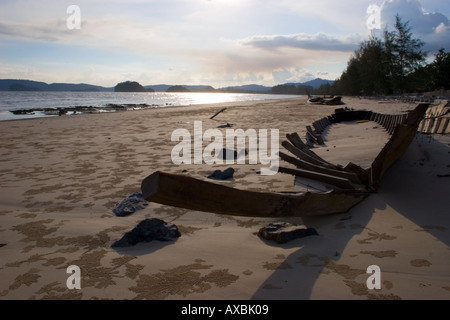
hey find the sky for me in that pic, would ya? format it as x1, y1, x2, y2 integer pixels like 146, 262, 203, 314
0, 0, 449, 88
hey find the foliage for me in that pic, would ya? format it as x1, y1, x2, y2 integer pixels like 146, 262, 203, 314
114, 81, 153, 92
271, 84, 313, 95
331, 15, 440, 95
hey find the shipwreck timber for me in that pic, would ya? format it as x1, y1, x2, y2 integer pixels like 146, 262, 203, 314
141, 103, 429, 217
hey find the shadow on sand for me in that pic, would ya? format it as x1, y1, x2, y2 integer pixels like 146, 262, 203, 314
251, 136, 450, 299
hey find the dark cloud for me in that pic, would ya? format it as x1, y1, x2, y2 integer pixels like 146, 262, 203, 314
242, 33, 360, 52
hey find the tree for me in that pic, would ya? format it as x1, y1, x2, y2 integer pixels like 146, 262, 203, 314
333, 36, 390, 95
383, 15, 426, 93
114, 81, 152, 92
355, 36, 391, 95
332, 14, 427, 95
429, 48, 450, 90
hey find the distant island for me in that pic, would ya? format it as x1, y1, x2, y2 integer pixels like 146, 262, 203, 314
114, 81, 154, 92
0, 78, 335, 94
166, 85, 190, 93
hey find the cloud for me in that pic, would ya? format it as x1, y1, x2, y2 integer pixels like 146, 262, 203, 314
379, 0, 450, 52
0, 21, 65, 42
241, 32, 362, 52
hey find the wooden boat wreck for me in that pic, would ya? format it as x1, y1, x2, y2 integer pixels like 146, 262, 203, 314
141, 103, 428, 217
307, 95, 344, 105
305, 88, 344, 105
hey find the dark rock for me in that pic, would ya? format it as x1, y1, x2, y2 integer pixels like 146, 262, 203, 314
111, 218, 181, 248
217, 123, 233, 128
257, 222, 318, 244
112, 192, 148, 217
207, 167, 235, 180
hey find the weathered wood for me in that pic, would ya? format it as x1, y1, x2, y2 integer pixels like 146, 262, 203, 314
306, 125, 324, 145
344, 162, 369, 184
370, 103, 429, 189
139, 104, 428, 218
279, 151, 362, 185
286, 132, 326, 161
442, 118, 450, 134
433, 118, 443, 134
210, 107, 227, 120
313, 118, 330, 134
141, 171, 369, 217
278, 166, 357, 190
282, 140, 338, 169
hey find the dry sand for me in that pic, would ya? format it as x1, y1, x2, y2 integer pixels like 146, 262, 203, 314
0, 96, 449, 300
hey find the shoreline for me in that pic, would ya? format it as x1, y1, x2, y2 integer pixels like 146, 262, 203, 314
0, 96, 449, 300
0, 92, 302, 122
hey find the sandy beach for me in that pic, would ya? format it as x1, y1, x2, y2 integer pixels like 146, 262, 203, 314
0, 96, 449, 300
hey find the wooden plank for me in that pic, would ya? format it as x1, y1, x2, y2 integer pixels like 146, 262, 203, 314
278, 166, 356, 190
426, 118, 435, 133
370, 103, 429, 189
313, 121, 322, 133
279, 151, 362, 184
444, 118, 450, 134
141, 171, 370, 217
306, 130, 324, 145
287, 132, 332, 163
286, 133, 323, 159
281, 140, 338, 169
344, 162, 369, 186
306, 125, 317, 137
433, 118, 443, 134
306, 125, 325, 145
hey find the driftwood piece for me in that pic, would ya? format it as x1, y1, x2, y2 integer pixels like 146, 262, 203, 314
210, 107, 227, 120
141, 171, 369, 217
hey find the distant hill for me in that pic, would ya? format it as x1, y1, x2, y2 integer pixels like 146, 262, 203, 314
301, 78, 334, 89
284, 78, 335, 89
219, 84, 272, 93
219, 79, 334, 93
0, 78, 334, 93
146, 84, 216, 92
114, 81, 154, 92
0, 79, 113, 92
166, 85, 190, 93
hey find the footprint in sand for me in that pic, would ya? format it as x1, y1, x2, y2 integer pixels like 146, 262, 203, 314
410, 259, 432, 267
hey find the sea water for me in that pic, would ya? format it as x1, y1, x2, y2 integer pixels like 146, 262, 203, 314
0, 91, 300, 121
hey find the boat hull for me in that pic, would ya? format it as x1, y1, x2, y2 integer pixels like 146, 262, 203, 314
142, 171, 369, 217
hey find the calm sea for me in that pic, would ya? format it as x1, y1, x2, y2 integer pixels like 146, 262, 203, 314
0, 91, 300, 121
